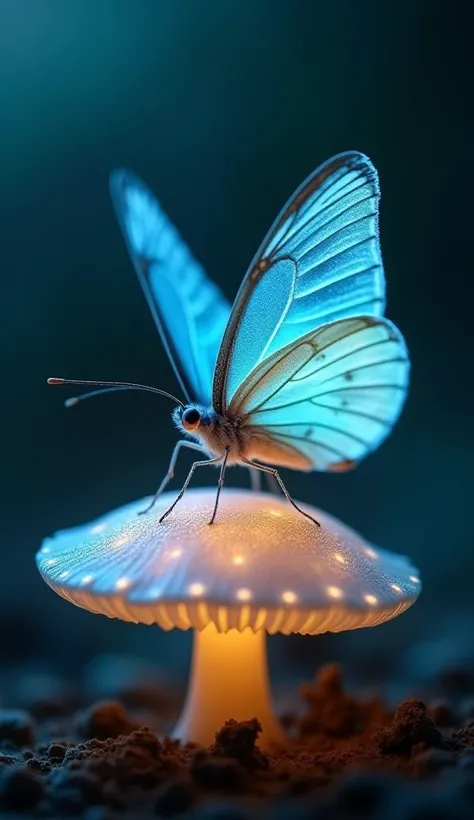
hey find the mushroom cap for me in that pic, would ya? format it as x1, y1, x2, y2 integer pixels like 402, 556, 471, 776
37, 489, 421, 635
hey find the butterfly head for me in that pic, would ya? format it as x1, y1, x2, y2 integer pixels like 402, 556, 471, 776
173, 404, 221, 441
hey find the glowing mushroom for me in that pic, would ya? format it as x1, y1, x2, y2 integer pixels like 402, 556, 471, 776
36, 489, 421, 750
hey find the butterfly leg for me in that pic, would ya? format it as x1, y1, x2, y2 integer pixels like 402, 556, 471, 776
209, 447, 230, 525
159, 452, 226, 524
264, 473, 280, 495
242, 458, 320, 527
140, 440, 206, 515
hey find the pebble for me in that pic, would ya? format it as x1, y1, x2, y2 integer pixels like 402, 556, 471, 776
376, 700, 442, 755
212, 718, 268, 770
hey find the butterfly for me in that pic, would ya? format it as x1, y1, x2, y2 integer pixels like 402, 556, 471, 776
49, 151, 409, 525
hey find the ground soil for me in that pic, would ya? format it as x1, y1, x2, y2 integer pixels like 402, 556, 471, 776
1, 662, 474, 818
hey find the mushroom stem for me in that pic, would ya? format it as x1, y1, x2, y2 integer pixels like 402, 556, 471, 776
173, 622, 285, 750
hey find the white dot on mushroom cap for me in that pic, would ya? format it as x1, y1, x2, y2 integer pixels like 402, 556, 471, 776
364, 594, 378, 605
113, 536, 129, 548
409, 575, 420, 584
269, 509, 282, 517
46, 559, 57, 566
116, 577, 130, 590
41, 546, 51, 554
391, 584, 402, 593
232, 555, 245, 566
90, 523, 106, 535
334, 553, 346, 564
327, 586, 343, 599
59, 571, 70, 580
364, 547, 378, 559
188, 582, 206, 597
81, 575, 94, 585
169, 548, 182, 559
236, 588, 252, 601
281, 590, 297, 604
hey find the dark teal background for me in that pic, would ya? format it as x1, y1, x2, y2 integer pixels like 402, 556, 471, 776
0, 0, 471, 677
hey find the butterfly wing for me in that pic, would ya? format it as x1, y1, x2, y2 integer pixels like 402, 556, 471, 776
229, 316, 409, 471
213, 151, 386, 413
110, 170, 231, 404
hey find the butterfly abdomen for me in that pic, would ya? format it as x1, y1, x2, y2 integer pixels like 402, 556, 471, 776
245, 431, 313, 471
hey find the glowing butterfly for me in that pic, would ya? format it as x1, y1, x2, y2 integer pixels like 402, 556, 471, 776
49, 152, 409, 525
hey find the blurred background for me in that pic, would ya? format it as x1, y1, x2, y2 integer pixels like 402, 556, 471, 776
0, 0, 472, 704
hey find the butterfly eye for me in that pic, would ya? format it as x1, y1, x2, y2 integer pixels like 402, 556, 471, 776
182, 408, 201, 431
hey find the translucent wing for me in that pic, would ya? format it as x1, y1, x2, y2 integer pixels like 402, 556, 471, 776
110, 170, 231, 404
213, 152, 385, 413
229, 316, 409, 471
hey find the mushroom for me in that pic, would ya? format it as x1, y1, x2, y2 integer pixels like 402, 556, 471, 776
37, 489, 421, 750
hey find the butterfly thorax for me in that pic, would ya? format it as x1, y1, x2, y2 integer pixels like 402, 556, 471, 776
172, 404, 249, 463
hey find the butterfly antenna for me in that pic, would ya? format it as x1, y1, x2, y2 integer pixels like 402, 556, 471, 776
47, 378, 185, 408
62, 386, 143, 408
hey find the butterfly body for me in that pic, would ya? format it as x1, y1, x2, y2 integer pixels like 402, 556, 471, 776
173, 404, 249, 464
173, 400, 315, 470
73, 151, 410, 524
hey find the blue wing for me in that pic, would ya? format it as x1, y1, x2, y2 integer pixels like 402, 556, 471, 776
229, 316, 409, 471
213, 152, 385, 412
110, 170, 231, 404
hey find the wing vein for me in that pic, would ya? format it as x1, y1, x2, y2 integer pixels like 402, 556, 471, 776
294, 263, 380, 300
288, 196, 376, 263
257, 421, 373, 447
291, 337, 401, 382
286, 296, 385, 325
298, 235, 376, 278
308, 399, 391, 426
261, 431, 350, 460
269, 173, 370, 258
